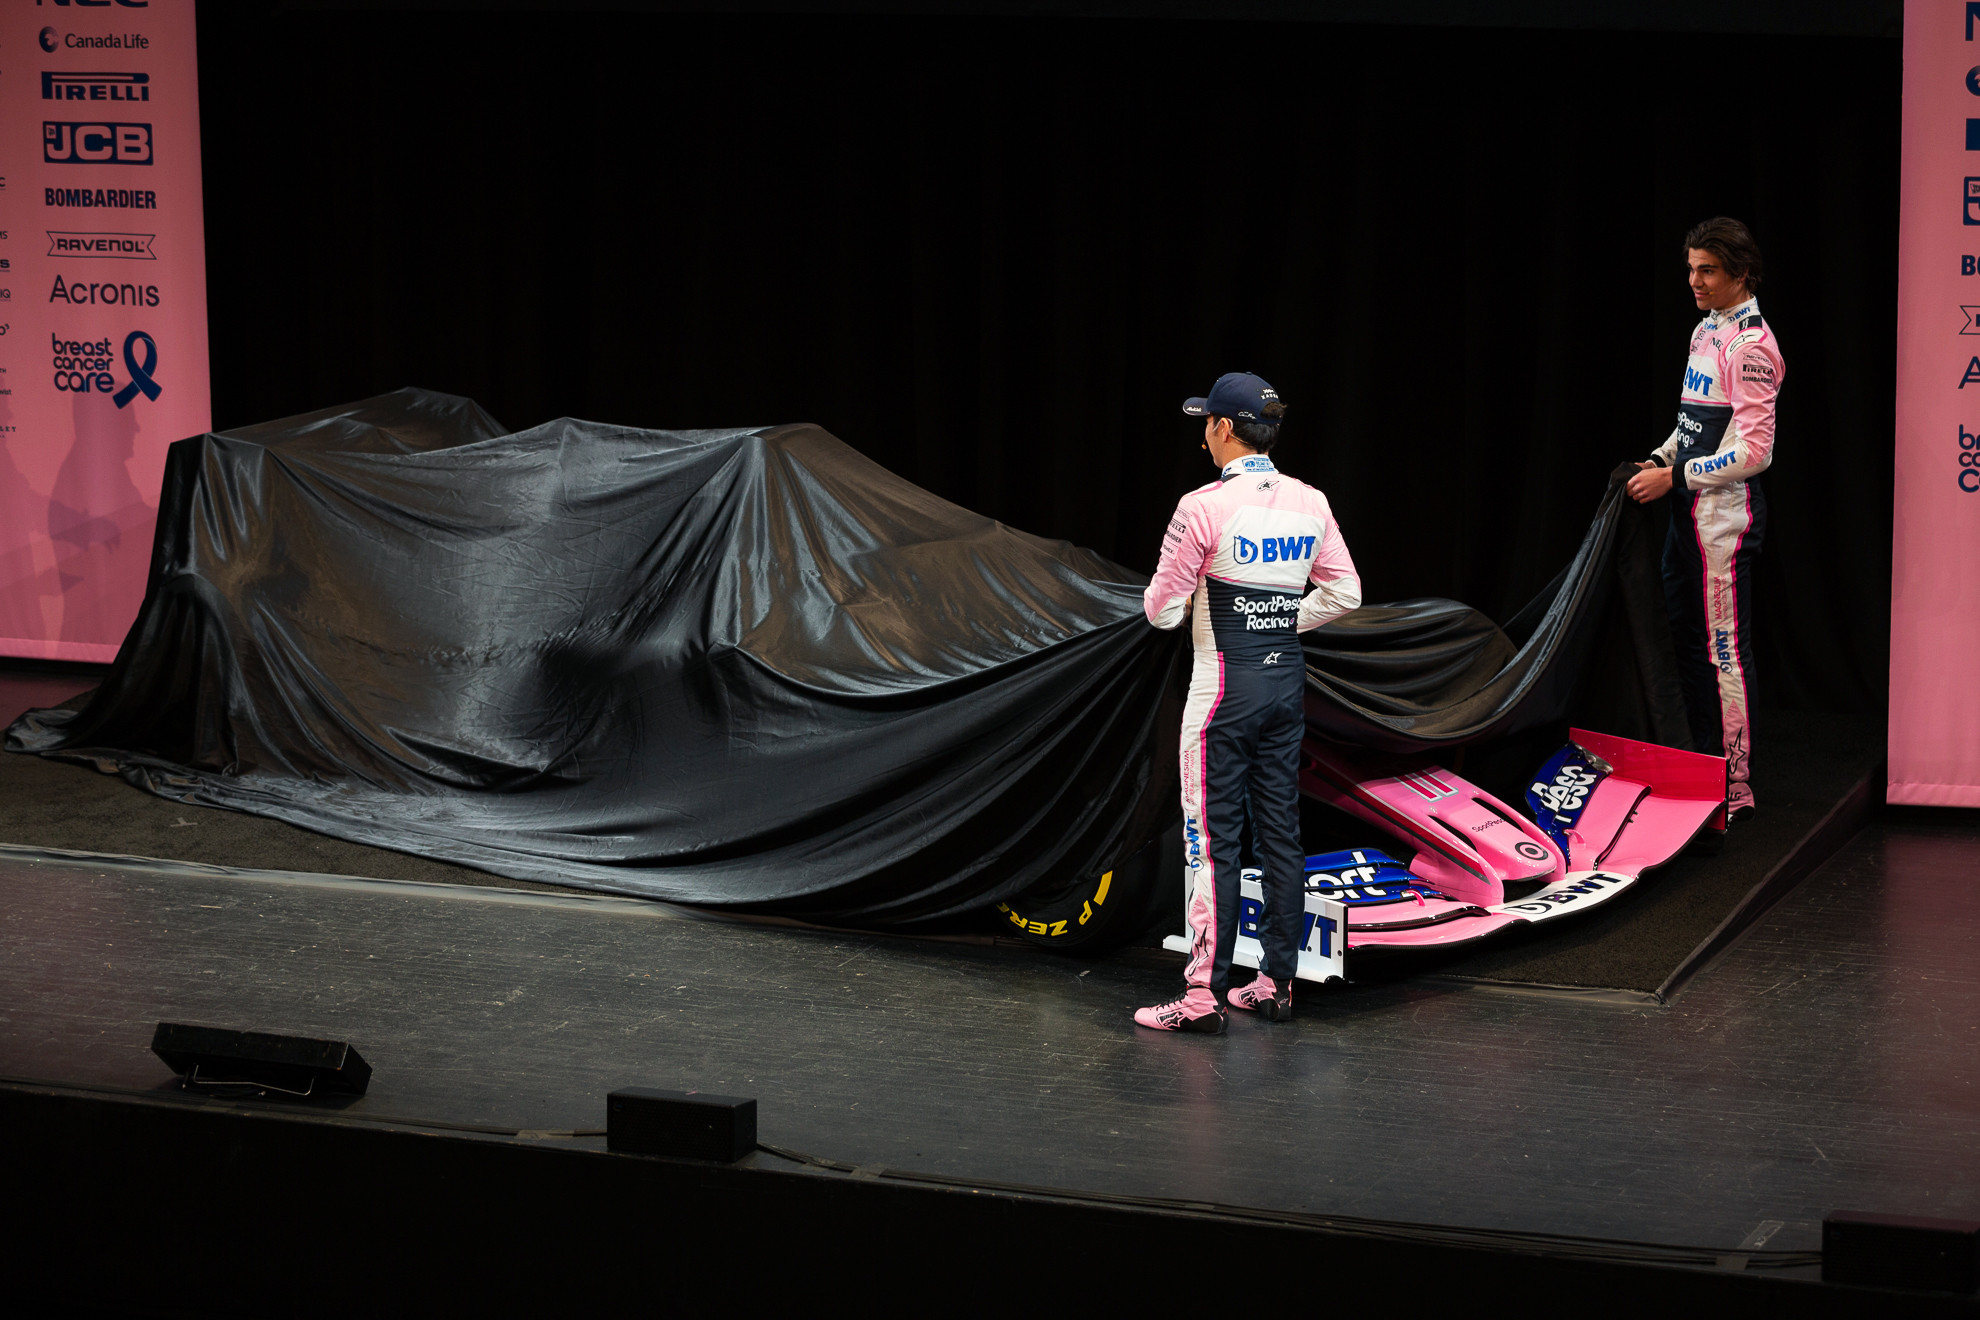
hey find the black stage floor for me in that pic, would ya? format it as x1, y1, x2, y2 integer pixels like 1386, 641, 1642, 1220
3, 807, 1975, 1263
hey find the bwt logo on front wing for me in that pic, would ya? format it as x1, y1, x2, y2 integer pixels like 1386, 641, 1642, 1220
1230, 534, 1317, 565
44, 122, 152, 166
42, 72, 149, 103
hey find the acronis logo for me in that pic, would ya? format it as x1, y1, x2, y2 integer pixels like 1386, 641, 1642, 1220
1685, 366, 1715, 394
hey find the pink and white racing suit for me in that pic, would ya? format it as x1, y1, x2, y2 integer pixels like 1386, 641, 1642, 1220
1143, 453, 1361, 997
1648, 295, 1783, 813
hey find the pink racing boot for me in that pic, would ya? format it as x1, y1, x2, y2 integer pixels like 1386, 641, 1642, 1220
1228, 975, 1292, 1021
1133, 987, 1226, 1034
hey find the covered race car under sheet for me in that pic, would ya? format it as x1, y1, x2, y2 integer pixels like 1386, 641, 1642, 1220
8, 388, 1685, 951
5, 389, 1188, 933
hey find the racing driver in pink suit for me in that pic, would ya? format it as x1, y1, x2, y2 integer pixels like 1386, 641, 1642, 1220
1134, 373, 1361, 1034
1626, 218, 1783, 820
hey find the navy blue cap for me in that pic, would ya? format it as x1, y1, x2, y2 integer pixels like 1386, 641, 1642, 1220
1182, 372, 1283, 424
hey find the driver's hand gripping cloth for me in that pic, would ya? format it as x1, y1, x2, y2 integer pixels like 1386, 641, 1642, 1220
1143, 454, 1361, 998
1647, 296, 1783, 814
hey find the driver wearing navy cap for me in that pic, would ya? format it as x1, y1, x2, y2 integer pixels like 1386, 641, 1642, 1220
1134, 373, 1361, 1034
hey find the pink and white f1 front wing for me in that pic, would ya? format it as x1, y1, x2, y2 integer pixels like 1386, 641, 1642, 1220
1159, 731, 1729, 976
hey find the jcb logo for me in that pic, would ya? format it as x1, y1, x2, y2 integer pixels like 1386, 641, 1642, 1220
43, 122, 151, 165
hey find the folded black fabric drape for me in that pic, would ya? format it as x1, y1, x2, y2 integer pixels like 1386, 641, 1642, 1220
8, 389, 1671, 920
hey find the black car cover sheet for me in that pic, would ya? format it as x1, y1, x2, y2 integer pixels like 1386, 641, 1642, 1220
7, 389, 1655, 921
6, 389, 1184, 925
1299, 475, 1664, 753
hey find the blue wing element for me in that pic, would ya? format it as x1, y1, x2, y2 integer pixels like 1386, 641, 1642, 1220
1300, 848, 1451, 907
1524, 745, 1608, 866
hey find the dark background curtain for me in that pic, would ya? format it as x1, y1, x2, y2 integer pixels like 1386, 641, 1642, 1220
194, 3, 1897, 716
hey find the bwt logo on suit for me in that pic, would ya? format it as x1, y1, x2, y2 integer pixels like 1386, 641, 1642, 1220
43, 122, 152, 166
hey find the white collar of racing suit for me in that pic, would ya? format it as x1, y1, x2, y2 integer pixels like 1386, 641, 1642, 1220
1705, 296, 1760, 330
1219, 453, 1277, 482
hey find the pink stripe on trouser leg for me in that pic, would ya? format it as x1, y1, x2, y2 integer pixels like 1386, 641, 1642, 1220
1677, 481, 1762, 810
1180, 650, 1223, 995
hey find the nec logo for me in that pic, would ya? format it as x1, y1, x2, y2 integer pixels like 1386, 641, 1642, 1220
1684, 366, 1715, 394
1231, 534, 1315, 565
43, 72, 149, 102
44, 122, 151, 165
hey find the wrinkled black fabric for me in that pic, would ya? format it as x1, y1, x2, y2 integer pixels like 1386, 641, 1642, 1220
6, 388, 1664, 917
6, 389, 1184, 925
1299, 479, 1641, 753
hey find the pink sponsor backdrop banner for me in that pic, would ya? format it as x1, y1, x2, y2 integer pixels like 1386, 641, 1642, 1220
1894, 0, 1980, 803
0, 0, 209, 662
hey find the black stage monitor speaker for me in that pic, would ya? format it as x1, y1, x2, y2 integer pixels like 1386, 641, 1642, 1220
1823, 1211, 1980, 1292
607, 1088, 756, 1162
150, 1022, 373, 1098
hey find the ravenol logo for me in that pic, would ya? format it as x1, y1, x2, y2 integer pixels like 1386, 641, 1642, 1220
42, 72, 149, 103
44, 122, 152, 165
1684, 366, 1714, 394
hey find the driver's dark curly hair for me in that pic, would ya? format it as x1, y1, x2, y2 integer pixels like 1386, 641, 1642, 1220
1225, 399, 1287, 452
1684, 216, 1764, 290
